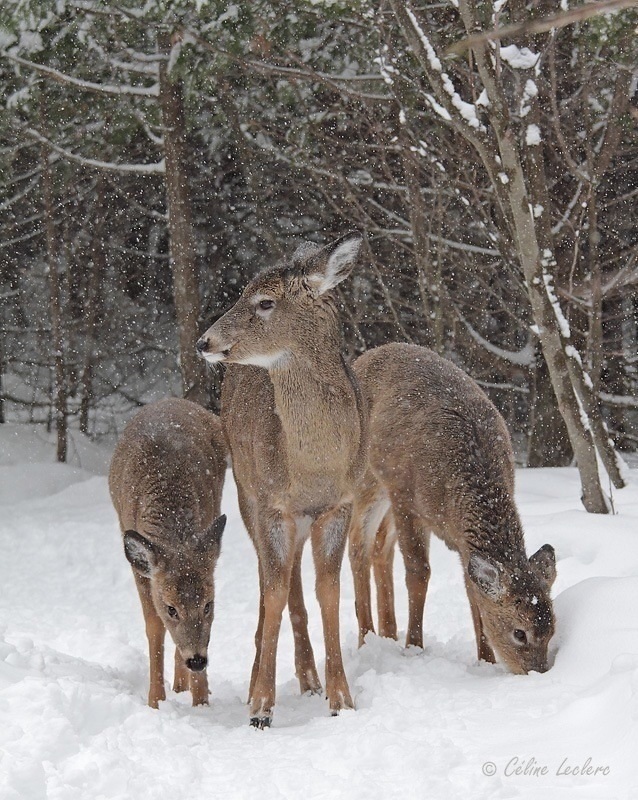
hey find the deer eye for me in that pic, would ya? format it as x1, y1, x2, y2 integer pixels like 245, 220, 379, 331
204, 602, 212, 615
257, 298, 275, 311
166, 605, 179, 619
513, 629, 527, 644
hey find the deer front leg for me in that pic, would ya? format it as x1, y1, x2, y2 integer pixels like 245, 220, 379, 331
393, 504, 431, 650
190, 669, 210, 707
134, 573, 166, 708
465, 579, 496, 664
248, 562, 265, 704
288, 544, 322, 695
174, 646, 210, 705
249, 512, 295, 728
173, 649, 189, 693
372, 512, 398, 641
312, 503, 354, 715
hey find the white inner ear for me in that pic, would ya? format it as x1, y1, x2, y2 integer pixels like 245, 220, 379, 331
125, 536, 156, 576
469, 554, 503, 598
308, 237, 362, 295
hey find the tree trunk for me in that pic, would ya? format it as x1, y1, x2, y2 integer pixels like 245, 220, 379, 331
79, 178, 106, 435
0, 328, 5, 424
603, 294, 630, 450
158, 31, 210, 406
41, 133, 67, 463
528, 346, 573, 467
494, 114, 611, 511
586, 187, 604, 396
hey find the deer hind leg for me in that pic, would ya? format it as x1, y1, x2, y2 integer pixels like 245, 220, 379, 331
465, 579, 496, 664
312, 503, 354, 715
249, 511, 296, 728
393, 504, 431, 650
349, 484, 390, 647
134, 573, 166, 708
288, 542, 322, 695
173, 649, 189, 693
373, 511, 398, 641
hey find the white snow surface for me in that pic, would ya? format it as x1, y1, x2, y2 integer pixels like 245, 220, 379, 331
1, 424, 638, 799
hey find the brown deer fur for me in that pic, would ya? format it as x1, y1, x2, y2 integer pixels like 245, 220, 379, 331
109, 398, 227, 708
349, 343, 556, 674
197, 233, 367, 727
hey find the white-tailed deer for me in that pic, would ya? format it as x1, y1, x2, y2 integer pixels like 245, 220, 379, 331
349, 343, 556, 674
197, 232, 367, 727
109, 398, 227, 708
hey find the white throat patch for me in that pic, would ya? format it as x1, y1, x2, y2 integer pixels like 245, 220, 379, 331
235, 350, 290, 369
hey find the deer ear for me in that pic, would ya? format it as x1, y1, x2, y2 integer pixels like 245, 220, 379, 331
123, 531, 158, 577
196, 514, 226, 557
291, 241, 322, 264
467, 552, 506, 601
529, 544, 556, 592
305, 232, 363, 295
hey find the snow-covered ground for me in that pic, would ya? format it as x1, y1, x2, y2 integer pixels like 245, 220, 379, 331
1, 423, 637, 800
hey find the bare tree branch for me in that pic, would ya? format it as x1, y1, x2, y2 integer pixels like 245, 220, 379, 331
3, 52, 159, 96
25, 129, 165, 175
447, 0, 638, 56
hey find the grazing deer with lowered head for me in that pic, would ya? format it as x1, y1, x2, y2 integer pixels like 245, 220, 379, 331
109, 398, 227, 708
197, 233, 367, 727
349, 343, 556, 674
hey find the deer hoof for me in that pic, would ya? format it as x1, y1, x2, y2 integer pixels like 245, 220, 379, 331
250, 714, 272, 729
328, 688, 354, 715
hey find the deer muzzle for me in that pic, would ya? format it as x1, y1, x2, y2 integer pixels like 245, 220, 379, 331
185, 654, 208, 672
196, 329, 233, 363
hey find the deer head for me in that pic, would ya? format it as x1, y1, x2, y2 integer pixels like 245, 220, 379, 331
196, 232, 363, 368
123, 515, 226, 671
467, 544, 556, 673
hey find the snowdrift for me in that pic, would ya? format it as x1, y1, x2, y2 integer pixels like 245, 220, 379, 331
1, 424, 637, 799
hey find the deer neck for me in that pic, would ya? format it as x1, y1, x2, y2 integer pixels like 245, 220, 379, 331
462, 488, 525, 562
268, 340, 362, 475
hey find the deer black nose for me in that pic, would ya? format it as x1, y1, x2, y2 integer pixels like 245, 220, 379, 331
186, 655, 207, 672
196, 337, 209, 354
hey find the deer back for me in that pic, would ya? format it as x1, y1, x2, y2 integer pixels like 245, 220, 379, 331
109, 397, 227, 541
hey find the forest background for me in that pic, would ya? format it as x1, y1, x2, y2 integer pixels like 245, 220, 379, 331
0, 0, 636, 513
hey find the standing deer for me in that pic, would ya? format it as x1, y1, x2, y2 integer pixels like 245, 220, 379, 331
109, 398, 227, 708
349, 343, 556, 674
197, 232, 367, 727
